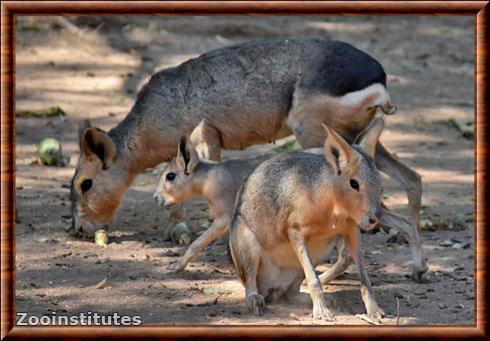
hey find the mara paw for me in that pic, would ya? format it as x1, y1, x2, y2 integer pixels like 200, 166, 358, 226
246, 293, 265, 316
367, 307, 385, 321
167, 260, 186, 273
312, 301, 335, 321
411, 261, 429, 282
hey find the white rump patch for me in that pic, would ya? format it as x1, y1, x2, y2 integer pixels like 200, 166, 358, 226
338, 83, 391, 109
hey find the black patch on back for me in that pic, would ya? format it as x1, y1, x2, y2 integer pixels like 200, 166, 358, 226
302, 40, 386, 96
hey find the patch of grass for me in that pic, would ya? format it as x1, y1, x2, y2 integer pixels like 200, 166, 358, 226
272, 140, 301, 153
444, 118, 474, 138
16, 106, 66, 118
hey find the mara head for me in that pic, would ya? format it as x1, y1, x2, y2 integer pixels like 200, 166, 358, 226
71, 121, 129, 237
322, 117, 385, 230
154, 136, 200, 207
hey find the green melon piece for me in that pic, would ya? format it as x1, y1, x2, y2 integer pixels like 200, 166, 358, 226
170, 222, 192, 245
94, 229, 108, 247
38, 138, 62, 166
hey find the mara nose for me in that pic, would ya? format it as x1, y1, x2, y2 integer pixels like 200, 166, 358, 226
368, 217, 378, 225
153, 192, 165, 207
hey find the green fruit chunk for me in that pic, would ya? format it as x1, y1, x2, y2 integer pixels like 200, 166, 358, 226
170, 222, 192, 245
94, 229, 108, 247
38, 138, 62, 166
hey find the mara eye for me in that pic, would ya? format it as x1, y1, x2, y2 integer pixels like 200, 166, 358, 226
350, 179, 360, 192
81, 179, 93, 193
166, 172, 177, 181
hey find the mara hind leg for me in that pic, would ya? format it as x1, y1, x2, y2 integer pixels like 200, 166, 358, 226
168, 217, 229, 272
286, 106, 326, 149
343, 229, 384, 320
379, 208, 428, 280
319, 237, 353, 285
229, 216, 265, 316
286, 91, 340, 149
375, 143, 422, 230
286, 85, 390, 148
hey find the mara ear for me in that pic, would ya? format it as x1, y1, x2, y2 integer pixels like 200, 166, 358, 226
321, 123, 353, 176
78, 120, 92, 151
80, 127, 117, 169
175, 135, 199, 175
358, 117, 385, 159
78, 120, 92, 148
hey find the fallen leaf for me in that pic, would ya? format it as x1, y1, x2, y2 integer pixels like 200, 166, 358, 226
202, 287, 220, 295
94, 230, 108, 247
356, 313, 383, 325
213, 267, 230, 275
93, 278, 108, 289
446, 118, 474, 138
440, 240, 454, 247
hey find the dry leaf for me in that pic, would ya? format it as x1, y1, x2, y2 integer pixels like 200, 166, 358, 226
356, 314, 383, 325
93, 278, 108, 289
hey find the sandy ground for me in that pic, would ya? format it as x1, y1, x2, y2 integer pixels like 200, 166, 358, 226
15, 16, 474, 325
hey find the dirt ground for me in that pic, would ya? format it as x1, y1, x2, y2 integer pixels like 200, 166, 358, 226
15, 16, 475, 325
